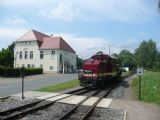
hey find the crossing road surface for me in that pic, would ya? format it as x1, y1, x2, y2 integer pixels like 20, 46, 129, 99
0, 73, 78, 96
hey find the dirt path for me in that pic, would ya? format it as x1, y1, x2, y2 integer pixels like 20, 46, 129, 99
109, 75, 160, 120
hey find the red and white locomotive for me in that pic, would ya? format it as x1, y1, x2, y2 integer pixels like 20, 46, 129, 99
78, 51, 121, 87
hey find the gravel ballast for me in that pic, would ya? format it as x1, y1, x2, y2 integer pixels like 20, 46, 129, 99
88, 107, 125, 120
0, 96, 38, 111
21, 103, 75, 120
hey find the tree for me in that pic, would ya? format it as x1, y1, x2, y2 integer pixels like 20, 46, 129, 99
135, 39, 157, 69
77, 56, 83, 69
118, 49, 136, 70
8, 42, 15, 53
0, 48, 14, 68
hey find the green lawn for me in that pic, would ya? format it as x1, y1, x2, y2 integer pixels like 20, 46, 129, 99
132, 71, 160, 105
35, 80, 80, 92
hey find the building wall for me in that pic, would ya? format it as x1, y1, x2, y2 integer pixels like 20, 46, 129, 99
57, 50, 77, 73
14, 41, 40, 68
14, 41, 76, 73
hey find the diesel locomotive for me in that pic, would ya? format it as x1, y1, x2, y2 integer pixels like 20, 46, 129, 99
78, 51, 121, 87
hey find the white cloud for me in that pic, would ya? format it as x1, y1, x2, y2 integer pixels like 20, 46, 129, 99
0, 27, 27, 38
39, 0, 154, 23
0, 27, 28, 49
52, 33, 141, 58
4, 16, 27, 27
0, 0, 154, 23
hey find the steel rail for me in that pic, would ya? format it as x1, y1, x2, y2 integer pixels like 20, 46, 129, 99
0, 88, 93, 120
56, 89, 101, 120
0, 96, 10, 101
81, 86, 114, 120
0, 87, 87, 116
56, 86, 113, 120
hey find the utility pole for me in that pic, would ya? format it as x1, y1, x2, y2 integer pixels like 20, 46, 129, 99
21, 67, 25, 99
109, 45, 110, 56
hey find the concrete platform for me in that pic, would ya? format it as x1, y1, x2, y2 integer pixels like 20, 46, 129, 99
46, 94, 70, 101
12, 91, 53, 98
97, 98, 112, 108
13, 91, 113, 108
57, 95, 87, 104
37, 93, 61, 100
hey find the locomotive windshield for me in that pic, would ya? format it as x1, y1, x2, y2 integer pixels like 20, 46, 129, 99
84, 69, 92, 74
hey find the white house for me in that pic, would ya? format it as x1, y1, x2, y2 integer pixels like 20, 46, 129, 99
14, 29, 77, 73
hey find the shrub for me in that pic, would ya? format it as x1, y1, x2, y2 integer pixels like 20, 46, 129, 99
24, 68, 43, 76
0, 67, 43, 77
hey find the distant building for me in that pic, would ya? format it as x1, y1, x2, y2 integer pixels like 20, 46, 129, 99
14, 29, 76, 73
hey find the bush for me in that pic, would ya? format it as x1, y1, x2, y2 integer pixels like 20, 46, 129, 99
0, 67, 43, 77
24, 68, 43, 76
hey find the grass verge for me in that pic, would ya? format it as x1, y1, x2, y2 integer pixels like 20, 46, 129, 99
131, 71, 160, 105
35, 80, 79, 92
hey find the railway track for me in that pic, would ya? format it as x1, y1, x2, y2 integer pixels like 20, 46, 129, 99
55, 86, 114, 120
0, 96, 10, 101
0, 87, 94, 120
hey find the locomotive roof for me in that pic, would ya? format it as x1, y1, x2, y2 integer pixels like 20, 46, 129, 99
92, 53, 118, 60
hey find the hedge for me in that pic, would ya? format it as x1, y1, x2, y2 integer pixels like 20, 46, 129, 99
0, 67, 43, 77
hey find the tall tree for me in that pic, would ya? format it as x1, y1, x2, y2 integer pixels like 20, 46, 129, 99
8, 42, 15, 53
135, 39, 157, 69
77, 56, 83, 69
118, 49, 136, 70
0, 48, 14, 68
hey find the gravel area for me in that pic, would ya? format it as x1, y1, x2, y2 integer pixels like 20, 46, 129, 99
0, 96, 38, 111
107, 75, 137, 99
21, 103, 75, 120
88, 107, 125, 120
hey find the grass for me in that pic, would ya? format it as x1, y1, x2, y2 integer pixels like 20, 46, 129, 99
131, 71, 160, 105
35, 79, 80, 92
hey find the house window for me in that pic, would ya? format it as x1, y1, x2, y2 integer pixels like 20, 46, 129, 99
40, 64, 43, 68
51, 51, 55, 60
30, 51, 33, 59
40, 51, 43, 59
22, 64, 25, 67
25, 51, 28, 59
50, 66, 54, 70
19, 51, 22, 59
28, 64, 30, 68
60, 54, 62, 62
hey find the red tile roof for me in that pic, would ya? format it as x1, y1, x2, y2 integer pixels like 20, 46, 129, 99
40, 37, 75, 53
16, 29, 49, 42
16, 29, 76, 53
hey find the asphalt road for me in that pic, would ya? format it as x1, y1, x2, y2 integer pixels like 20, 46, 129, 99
0, 73, 78, 96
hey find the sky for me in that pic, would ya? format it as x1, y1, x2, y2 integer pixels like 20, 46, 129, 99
0, 0, 160, 58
